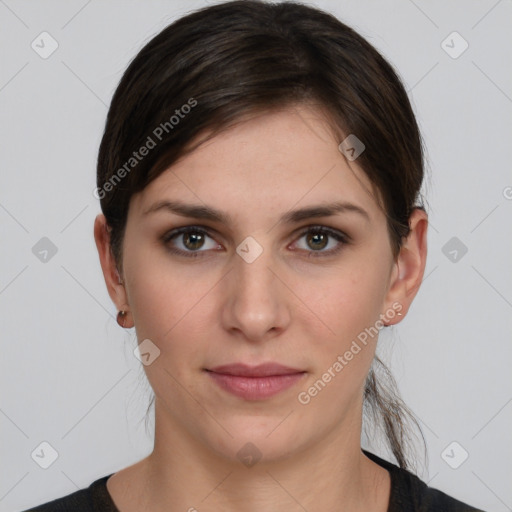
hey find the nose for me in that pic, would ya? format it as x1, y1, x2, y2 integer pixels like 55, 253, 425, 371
221, 239, 291, 343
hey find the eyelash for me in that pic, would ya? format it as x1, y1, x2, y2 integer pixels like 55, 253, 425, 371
161, 225, 349, 259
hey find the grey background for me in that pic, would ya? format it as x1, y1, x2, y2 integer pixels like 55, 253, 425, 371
1, 0, 511, 511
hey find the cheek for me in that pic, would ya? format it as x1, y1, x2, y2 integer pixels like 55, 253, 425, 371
125, 268, 217, 403
294, 265, 385, 412
305, 260, 388, 345
123, 243, 215, 351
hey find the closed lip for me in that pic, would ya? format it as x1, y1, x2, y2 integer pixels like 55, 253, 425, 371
206, 363, 305, 377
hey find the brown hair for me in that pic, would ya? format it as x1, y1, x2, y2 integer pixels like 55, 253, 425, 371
97, 0, 427, 470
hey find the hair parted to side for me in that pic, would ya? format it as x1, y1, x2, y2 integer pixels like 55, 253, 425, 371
97, 0, 427, 470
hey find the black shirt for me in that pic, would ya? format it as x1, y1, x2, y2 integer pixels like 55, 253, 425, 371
22, 450, 485, 511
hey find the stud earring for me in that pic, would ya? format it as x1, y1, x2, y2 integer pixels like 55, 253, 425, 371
117, 310, 128, 328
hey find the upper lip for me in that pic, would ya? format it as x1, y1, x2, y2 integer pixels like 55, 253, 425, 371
207, 363, 304, 377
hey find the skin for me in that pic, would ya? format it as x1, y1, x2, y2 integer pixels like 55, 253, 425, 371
94, 104, 428, 512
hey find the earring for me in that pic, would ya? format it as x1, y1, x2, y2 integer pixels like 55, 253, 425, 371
384, 311, 403, 327
117, 310, 128, 328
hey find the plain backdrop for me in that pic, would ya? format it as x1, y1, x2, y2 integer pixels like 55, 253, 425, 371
1, 1, 511, 511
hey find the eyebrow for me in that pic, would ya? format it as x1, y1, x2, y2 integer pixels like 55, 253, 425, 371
143, 199, 370, 224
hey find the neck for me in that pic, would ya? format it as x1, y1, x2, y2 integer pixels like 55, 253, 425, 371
122, 406, 391, 512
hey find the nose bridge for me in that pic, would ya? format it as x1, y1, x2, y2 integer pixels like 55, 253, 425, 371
236, 239, 274, 299
222, 234, 289, 340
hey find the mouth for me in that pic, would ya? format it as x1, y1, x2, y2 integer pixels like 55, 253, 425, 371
204, 363, 306, 400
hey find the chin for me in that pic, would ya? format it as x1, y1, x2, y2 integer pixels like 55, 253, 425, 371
200, 414, 311, 466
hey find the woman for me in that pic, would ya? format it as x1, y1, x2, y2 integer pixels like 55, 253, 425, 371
24, 1, 484, 510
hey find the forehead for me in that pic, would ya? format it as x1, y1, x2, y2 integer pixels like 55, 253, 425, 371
131, 105, 383, 223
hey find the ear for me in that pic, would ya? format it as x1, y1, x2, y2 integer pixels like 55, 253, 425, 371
383, 208, 428, 325
93, 214, 132, 325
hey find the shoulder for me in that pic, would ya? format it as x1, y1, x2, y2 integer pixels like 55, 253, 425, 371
21, 474, 116, 512
21, 487, 94, 512
393, 466, 485, 512
363, 450, 486, 512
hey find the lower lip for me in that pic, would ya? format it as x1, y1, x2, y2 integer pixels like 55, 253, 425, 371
206, 371, 305, 400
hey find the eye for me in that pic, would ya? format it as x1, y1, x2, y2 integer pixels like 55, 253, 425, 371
162, 224, 349, 259
162, 226, 221, 258
292, 226, 348, 257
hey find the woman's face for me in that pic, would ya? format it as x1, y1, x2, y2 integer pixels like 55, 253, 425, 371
101, 105, 423, 465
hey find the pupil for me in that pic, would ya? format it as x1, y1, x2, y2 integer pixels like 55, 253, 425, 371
308, 232, 327, 250
185, 232, 204, 250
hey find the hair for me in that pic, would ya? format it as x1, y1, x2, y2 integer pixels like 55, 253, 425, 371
97, 0, 427, 470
